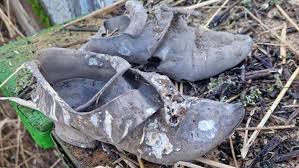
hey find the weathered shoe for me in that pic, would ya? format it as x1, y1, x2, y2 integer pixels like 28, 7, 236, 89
81, 1, 173, 64
150, 16, 253, 81
27, 48, 162, 147
23, 48, 244, 165
83, 1, 253, 81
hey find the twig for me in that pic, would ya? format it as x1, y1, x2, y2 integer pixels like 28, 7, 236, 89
204, 0, 230, 27
280, 22, 287, 64
257, 25, 283, 36
184, 0, 222, 10
180, 82, 184, 95
250, 136, 282, 167
285, 109, 299, 124
137, 157, 144, 168
17, 154, 40, 167
174, 161, 205, 168
273, 150, 299, 163
63, 27, 98, 32
0, 97, 38, 111
49, 158, 61, 168
245, 69, 276, 76
196, 157, 236, 168
20, 142, 29, 168
236, 124, 296, 131
175, 81, 179, 90
11, 0, 41, 35
0, 64, 25, 89
63, 0, 127, 28
242, 7, 299, 58
15, 118, 20, 168
243, 108, 257, 145
207, 0, 240, 28
6, 0, 10, 19
0, 31, 5, 43
57, 39, 88, 48
276, 4, 299, 33
123, 159, 138, 168
172, 0, 186, 6
111, 149, 139, 165
161, 5, 202, 17
0, 145, 17, 151
0, 7, 16, 38
229, 136, 238, 168
0, 8, 24, 37
256, 42, 281, 46
225, 93, 241, 103
282, 104, 299, 108
245, 69, 275, 80
241, 67, 299, 158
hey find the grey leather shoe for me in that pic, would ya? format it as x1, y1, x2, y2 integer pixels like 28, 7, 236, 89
24, 48, 244, 165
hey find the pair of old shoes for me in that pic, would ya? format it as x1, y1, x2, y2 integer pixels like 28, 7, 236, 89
24, 1, 252, 165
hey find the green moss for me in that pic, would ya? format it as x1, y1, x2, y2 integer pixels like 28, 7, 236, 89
270, 0, 282, 5
26, 0, 51, 28
208, 75, 236, 93
16, 68, 33, 94
241, 0, 252, 8
241, 86, 262, 106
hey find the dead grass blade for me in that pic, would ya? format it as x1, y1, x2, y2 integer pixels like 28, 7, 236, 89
204, 0, 230, 27
0, 64, 25, 89
243, 108, 256, 145
137, 157, 144, 168
0, 145, 17, 152
15, 119, 20, 168
236, 124, 296, 131
0, 97, 38, 110
185, 0, 222, 10
285, 109, 299, 124
63, 0, 127, 28
229, 136, 238, 168
0, 7, 24, 38
276, 4, 299, 33
0, 7, 15, 38
17, 154, 40, 167
174, 161, 205, 168
49, 158, 61, 168
196, 157, 236, 168
280, 22, 287, 64
242, 7, 299, 58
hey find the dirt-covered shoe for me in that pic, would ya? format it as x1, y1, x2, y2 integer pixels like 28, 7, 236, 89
24, 48, 244, 165
82, 1, 252, 81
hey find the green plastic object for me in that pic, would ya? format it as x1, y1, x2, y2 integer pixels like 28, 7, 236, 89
0, 36, 55, 149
